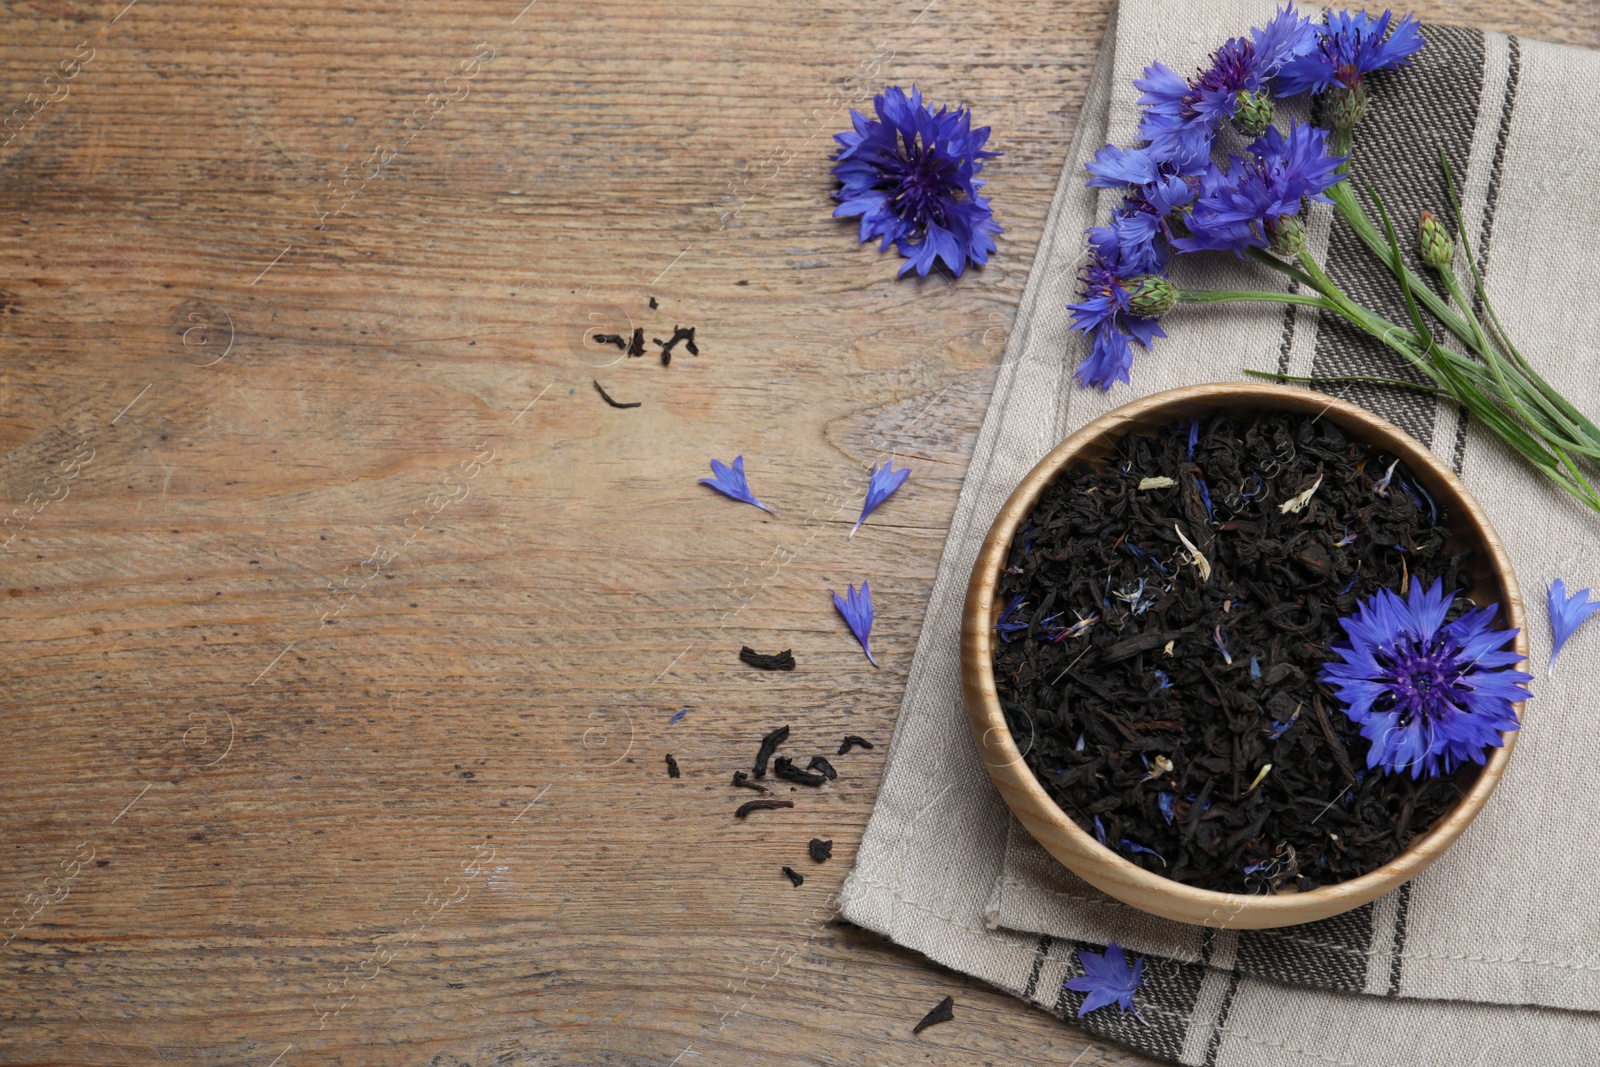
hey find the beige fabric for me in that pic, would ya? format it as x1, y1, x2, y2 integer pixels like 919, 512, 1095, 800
840, 1, 1600, 1062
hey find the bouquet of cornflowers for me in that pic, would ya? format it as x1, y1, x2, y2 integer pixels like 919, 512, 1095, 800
1072, 6, 1600, 519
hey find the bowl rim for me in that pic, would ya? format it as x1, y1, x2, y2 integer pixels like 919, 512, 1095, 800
960, 382, 1526, 928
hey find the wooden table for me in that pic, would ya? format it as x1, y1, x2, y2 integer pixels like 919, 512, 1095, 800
2, 2, 1593, 1064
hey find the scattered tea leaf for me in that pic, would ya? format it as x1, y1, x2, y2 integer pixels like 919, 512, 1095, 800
734, 799, 793, 819
912, 995, 954, 1034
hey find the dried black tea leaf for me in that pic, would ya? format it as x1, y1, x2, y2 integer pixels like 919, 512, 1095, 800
593, 333, 627, 349
773, 756, 827, 787
732, 770, 770, 793
740, 646, 796, 671
838, 735, 875, 755
752, 725, 790, 777
627, 327, 646, 358
912, 995, 954, 1034
806, 755, 837, 781
648, 296, 659, 309
593, 381, 641, 409
992, 410, 1469, 894
734, 798, 794, 819
781, 865, 804, 887
664, 754, 680, 778
808, 838, 833, 862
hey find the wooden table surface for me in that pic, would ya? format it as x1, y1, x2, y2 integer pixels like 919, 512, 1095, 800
2, 2, 1594, 1065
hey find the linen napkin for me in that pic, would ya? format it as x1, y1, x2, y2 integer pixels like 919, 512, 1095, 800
839, 2, 1600, 1063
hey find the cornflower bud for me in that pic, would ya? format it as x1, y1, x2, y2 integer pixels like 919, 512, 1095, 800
1126, 275, 1178, 318
1231, 90, 1275, 138
1418, 210, 1453, 270
1266, 216, 1307, 257
1326, 82, 1370, 131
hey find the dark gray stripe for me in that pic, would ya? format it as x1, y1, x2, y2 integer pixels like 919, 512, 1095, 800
1023, 934, 1053, 1001
1055, 941, 1201, 1062
1202, 972, 1242, 1067
1387, 881, 1413, 996
1237, 902, 1375, 992
1274, 282, 1299, 376
1309, 25, 1487, 446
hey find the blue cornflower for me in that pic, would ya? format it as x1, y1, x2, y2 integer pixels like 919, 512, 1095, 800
1277, 9, 1425, 97
1547, 578, 1600, 677
851, 460, 911, 538
1064, 942, 1145, 1019
1157, 791, 1177, 824
1069, 227, 1169, 391
1320, 579, 1531, 779
700, 455, 774, 514
831, 85, 1002, 277
832, 581, 878, 666
1136, 5, 1318, 163
1176, 123, 1346, 256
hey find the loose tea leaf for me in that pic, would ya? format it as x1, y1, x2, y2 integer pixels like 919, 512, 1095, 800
664, 753, 680, 778
731, 770, 770, 793
993, 410, 1470, 893
781, 865, 804, 887
627, 327, 647, 358
593, 380, 641, 409
773, 756, 827, 787
808, 838, 833, 862
740, 646, 796, 671
734, 799, 794, 819
806, 755, 837, 781
838, 735, 875, 755
912, 995, 955, 1034
593, 333, 627, 349
753, 725, 790, 777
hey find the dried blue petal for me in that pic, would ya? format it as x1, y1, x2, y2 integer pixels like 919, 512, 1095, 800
851, 460, 911, 538
700, 455, 774, 514
995, 594, 1029, 642
1153, 669, 1173, 691
1120, 839, 1167, 866
832, 581, 878, 666
1335, 525, 1358, 547
1064, 941, 1145, 1019
1249, 655, 1261, 680
1157, 791, 1176, 824
1547, 578, 1600, 677
1372, 458, 1399, 496
1092, 815, 1108, 846
1321, 579, 1530, 778
1124, 542, 1168, 574
1075, 733, 1087, 752
1196, 478, 1214, 521
1213, 625, 1232, 665
669, 707, 689, 724
1186, 417, 1200, 459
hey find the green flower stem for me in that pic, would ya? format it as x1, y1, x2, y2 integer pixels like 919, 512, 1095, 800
1325, 181, 1478, 350
1177, 288, 1330, 308
1438, 267, 1600, 460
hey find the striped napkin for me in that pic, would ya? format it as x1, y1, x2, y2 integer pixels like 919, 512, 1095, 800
841, 2, 1600, 1063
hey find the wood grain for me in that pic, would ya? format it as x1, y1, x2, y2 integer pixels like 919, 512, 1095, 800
0, 2, 1592, 1065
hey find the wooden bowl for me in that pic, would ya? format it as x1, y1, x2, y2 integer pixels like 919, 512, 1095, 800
960, 382, 1526, 929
